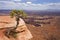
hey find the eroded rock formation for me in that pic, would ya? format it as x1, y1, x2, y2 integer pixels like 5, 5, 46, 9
0, 16, 33, 40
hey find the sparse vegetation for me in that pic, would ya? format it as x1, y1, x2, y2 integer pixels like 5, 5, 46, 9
4, 10, 27, 38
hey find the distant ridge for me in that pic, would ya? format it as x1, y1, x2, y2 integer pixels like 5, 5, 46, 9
0, 10, 11, 16
0, 10, 60, 16
25, 10, 60, 16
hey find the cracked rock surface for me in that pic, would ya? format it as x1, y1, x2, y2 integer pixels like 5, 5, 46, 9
0, 16, 33, 40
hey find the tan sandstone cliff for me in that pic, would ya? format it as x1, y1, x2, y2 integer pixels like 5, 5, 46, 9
0, 16, 33, 40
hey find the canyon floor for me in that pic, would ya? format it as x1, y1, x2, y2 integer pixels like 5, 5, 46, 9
27, 16, 60, 40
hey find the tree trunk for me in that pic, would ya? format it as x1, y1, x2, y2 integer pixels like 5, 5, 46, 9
4, 20, 20, 38
14, 20, 19, 30
14, 15, 20, 30
4, 15, 20, 38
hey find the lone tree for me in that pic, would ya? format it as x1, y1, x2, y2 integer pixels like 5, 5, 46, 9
10, 10, 27, 30
4, 10, 27, 38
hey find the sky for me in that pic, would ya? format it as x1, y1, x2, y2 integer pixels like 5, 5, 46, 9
0, 0, 60, 10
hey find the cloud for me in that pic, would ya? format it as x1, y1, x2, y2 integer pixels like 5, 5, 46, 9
0, 1, 20, 9
24, 0, 37, 2
0, 0, 21, 1
0, 1, 60, 10
13, 0, 21, 1
26, 2, 32, 4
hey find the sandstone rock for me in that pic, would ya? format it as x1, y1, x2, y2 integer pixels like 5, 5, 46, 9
0, 16, 33, 40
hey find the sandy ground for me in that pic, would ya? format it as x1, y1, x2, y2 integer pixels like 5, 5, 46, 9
0, 16, 33, 40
